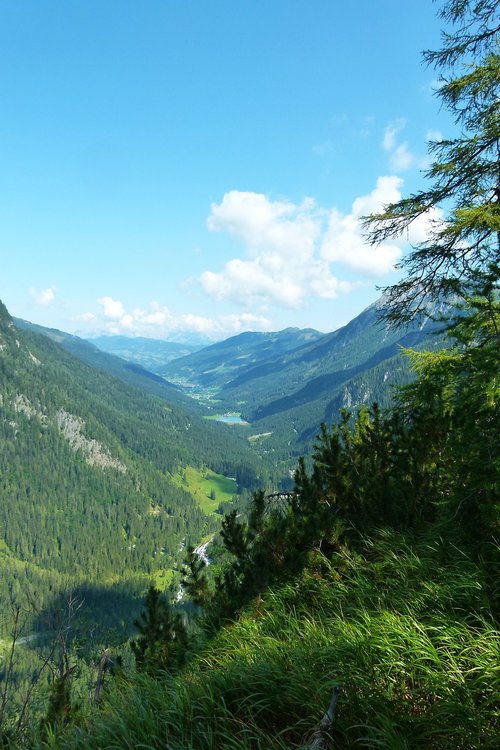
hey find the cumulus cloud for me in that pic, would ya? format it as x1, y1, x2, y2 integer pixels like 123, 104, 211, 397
30, 286, 56, 306
405, 205, 444, 245
97, 296, 125, 319
323, 177, 444, 275
177, 312, 271, 337
77, 298, 270, 341
93, 298, 174, 333
79, 176, 442, 339
200, 179, 432, 307
202, 191, 353, 308
321, 176, 404, 276
207, 191, 320, 261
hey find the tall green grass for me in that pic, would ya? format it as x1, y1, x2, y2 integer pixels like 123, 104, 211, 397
30, 531, 499, 749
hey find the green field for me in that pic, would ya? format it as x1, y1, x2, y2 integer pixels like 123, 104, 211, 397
173, 465, 237, 513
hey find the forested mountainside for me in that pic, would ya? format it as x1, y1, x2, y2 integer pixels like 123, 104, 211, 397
13, 319, 202, 413
87, 335, 201, 373
0, 300, 262, 637
164, 297, 445, 458
160, 327, 325, 391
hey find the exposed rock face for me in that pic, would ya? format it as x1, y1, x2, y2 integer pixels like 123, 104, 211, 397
13, 393, 46, 421
56, 409, 127, 473
10, 394, 126, 473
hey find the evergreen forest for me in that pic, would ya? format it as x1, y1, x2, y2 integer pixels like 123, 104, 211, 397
0, 1, 498, 748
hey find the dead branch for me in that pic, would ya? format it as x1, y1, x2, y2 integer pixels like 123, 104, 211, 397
93, 649, 110, 706
304, 684, 341, 749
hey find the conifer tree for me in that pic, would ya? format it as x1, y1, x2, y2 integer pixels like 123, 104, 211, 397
182, 546, 210, 608
131, 585, 187, 674
364, 0, 500, 327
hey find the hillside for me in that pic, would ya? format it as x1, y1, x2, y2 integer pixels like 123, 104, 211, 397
163, 298, 445, 458
0, 301, 262, 637
13, 319, 202, 413
20, 294, 499, 748
1, 303, 497, 748
43, 534, 499, 750
161, 327, 324, 394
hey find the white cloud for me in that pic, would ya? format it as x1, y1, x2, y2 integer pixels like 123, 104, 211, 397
202, 191, 351, 308
200, 179, 443, 306
97, 296, 125, 319
74, 312, 96, 322
119, 314, 134, 329
351, 175, 403, 216
324, 176, 445, 275
76, 178, 443, 340
426, 129, 443, 142
30, 286, 56, 306
382, 119, 406, 152
406, 205, 444, 245
207, 191, 320, 261
177, 312, 271, 337
390, 143, 414, 171
76, 299, 270, 341
322, 176, 404, 276
427, 78, 445, 94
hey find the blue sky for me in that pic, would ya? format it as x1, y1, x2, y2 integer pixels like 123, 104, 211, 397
1, 0, 452, 341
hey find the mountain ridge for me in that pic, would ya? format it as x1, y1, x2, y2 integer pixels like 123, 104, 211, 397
1, 301, 263, 637
13, 318, 202, 413
161, 297, 445, 456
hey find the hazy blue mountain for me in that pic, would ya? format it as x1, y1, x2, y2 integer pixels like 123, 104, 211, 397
89, 335, 202, 373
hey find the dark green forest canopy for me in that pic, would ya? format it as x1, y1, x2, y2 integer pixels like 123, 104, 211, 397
0, 301, 263, 638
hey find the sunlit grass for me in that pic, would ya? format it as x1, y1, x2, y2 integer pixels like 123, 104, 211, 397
36, 531, 499, 750
172, 465, 237, 513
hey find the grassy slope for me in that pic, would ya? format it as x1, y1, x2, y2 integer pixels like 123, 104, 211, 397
172, 466, 238, 514
44, 530, 498, 750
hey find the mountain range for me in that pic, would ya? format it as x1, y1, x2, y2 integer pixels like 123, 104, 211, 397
12, 295, 445, 477
1, 294, 444, 635
161, 297, 445, 457
88, 335, 202, 372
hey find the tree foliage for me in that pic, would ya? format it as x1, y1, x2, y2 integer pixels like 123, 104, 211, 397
191, 293, 499, 623
131, 585, 187, 674
364, 0, 500, 325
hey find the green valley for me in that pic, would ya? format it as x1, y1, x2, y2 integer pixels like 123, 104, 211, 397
1, 1, 499, 746
162, 297, 446, 460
